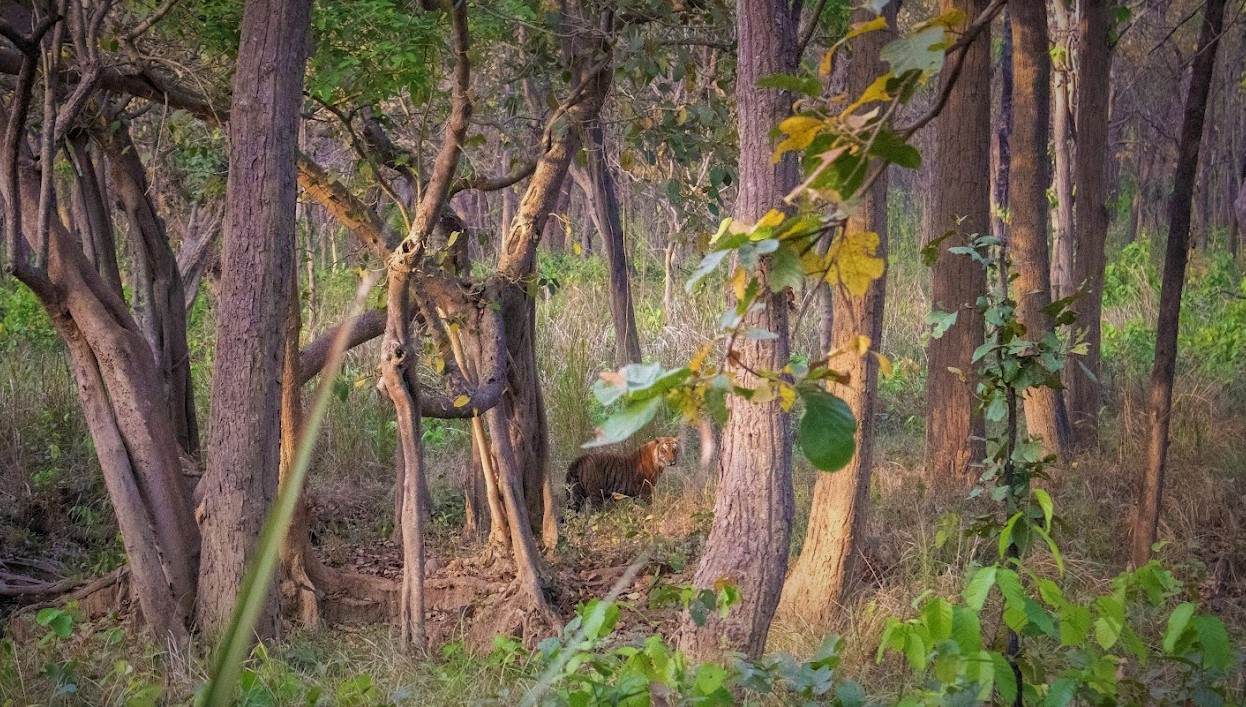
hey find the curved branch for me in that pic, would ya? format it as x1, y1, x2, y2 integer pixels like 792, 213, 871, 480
449, 160, 537, 195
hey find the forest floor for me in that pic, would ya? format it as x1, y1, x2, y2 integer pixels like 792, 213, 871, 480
2, 241, 1246, 703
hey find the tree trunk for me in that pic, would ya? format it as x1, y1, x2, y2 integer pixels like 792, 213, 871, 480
992, 5, 1013, 249
924, 0, 991, 483
197, 0, 311, 639
1050, 0, 1076, 301
1008, 0, 1071, 460
778, 1, 895, 625
1066, 0, 1112, 446
676, 0, 798, 661
1234, 155, 1246, 261
1130, 0, 1226, 568
65, 133, 123, 296
100, 123, 199, 456
574, 118, 643, 366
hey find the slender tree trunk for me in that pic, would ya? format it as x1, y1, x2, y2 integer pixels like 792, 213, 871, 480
778, 2, 895, 624
676, 0, 798, 661
1130, 0, 1226, 568
100, 124, 199, 456
65, 134, 122, 296
197, 0, 312, 638
1234, 155, 1246, 261
992, 6, 1013, 248
1067, 0, 1112, 446
1009, 0, 1071, 460
1050, 0, 1076, 301
925, 0, 991, 483
576, 119, 643, 366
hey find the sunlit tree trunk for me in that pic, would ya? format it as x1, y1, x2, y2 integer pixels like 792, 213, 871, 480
778, 1, 895, 624
1049, 0, 1076, 301
1009, 0, 1071, 460
1130, 0, 1226, 568
197, 0, 312, 638
925, 0, 991, 483
1067, 0, 1112, 446
676, 0, 798, 660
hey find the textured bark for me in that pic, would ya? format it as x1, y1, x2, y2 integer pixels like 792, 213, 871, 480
1008, 0, 1071, 460
574, 118, 642, 366
278, 266, 319, 627
1066, 0, 1112, 446
198, 0, 311, 639
676, 0, 798, 661
1049, 0, 1075, 301
6, 161, 198, 643
1130, 0, 1225, 568
65, 133, 122, 296
176, 202, 222, 311
100, 123, 199, 455
1235, 156, 1246, 260
924, 0, 990, 483
779, 3, 895, 625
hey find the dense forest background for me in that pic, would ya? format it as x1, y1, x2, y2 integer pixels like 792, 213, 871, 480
1, 0, 1244, 703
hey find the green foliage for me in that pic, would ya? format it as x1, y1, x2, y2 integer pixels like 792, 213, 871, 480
0, 279, 57, 352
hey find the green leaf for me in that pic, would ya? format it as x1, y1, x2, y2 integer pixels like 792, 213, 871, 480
991, 652, 1018, 705
686, 249, 730, 292
921, 598, 954, 641
769, 242, 805, 293
1193, 615, 1232, 671
583, 397, 663, 448
1163, 602, 1196, 654
927, 309, 958, 338
797, 387, 857, 472
757, 72, 822, 97
880, 25, 948, 76
1033, 488, 1054, 532
867, 128, 921, 169
964, 565, 997, 611
1044, 677, 1077, 707
1058, 605, 1091, 647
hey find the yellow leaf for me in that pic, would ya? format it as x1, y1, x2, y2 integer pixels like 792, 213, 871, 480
690, 341, 715, 373
845, 15, 887, 42
756, 208, 786, 230
826, 230, 885, 298
773, 116, 823, 162
434, 356, 446, 374
779, 383, 797, 411
819, 50, 834, 77
875, 352, 893, 378
730, 266, 748, 302
453, 394, 470, 408
844, 75, 892, 116
353, 377, 369, 388
851, 334, 871, 356
752, 379, 775, 404
572, 242, 583, 256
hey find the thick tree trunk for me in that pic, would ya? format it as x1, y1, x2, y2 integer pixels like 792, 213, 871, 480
575, 118, 643, 366
924, 0, 991, 483
1067, 0, 1112, 446
198, 0, 311, 639
1130, 0, 1225, 568
1008, 0, 1071, 460
1050, 0, 1076, 301
676, 0, 798, 661
100, 124, 199, 455
779, 2, 895, 625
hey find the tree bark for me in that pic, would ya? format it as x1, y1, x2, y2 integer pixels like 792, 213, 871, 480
676, 0, 798, 661
65, 133, 122, 296
1066, 0, 1112, 446
924, 0, 991, 483
197, 0, 311, 639
778, 1, 895, 625
991, 5, 1013, 250
1008, 0, 1071, 460
1050, 0, 1076, 301
99, 123, 199, 456
574, 117, 643, 366
1130, 0, 1225, 568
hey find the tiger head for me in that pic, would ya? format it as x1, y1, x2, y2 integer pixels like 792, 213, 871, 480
650, 436, 680, 468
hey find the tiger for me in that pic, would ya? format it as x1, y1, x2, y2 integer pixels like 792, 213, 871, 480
566, 436, 680, 510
